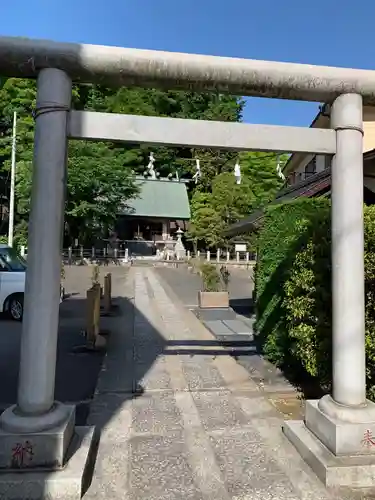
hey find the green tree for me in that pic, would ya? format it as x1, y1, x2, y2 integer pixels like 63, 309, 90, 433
15, 141, 139, 243
211, 172, 256, 223
0, 79, 245, 245
187, 170, 257, 251
239, 151, 287, 207
187, 191, 225, 250
101, 87, 244, 182
187, 153, 287, 250
0, 79, 139, 243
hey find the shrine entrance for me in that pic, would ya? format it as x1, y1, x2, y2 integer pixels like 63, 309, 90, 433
0, 35, 374, 489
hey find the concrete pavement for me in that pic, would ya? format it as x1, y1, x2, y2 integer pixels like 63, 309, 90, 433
85, 267, 349, 500
155, 265, 254, 316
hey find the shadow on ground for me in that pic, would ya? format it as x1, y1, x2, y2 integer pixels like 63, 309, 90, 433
155, 265, 323, 401
0, 265, 306, 498
229, 297, 254, 318
0, 295, 105, 426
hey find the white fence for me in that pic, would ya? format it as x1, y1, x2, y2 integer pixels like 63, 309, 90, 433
19, 246, 257, 265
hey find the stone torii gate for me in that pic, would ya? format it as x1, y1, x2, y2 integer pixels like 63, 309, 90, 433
0, 37, 374, 496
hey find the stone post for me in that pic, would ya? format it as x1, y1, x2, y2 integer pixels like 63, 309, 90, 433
217, 249, 221, 262
174, 227, 186, 260
206, 250, 210, 261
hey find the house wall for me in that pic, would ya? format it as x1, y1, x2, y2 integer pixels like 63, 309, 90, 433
287, 154, 327, 184
287, 119, 375, 186
363, 122, 375, 153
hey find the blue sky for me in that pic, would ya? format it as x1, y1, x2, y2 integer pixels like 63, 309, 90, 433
2, 0, 375, 126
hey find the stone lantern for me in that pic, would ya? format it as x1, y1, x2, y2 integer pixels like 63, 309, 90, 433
174, 227, 186, 260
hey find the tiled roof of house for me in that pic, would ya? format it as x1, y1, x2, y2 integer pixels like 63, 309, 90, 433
225, 148, 375, 237
224, 168, 332, 236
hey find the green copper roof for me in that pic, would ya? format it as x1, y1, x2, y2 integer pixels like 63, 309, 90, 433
123, 178, 191, 220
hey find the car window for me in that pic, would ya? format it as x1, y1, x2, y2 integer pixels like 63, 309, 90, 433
0, 257, 8, 271
0, 249, 26, 271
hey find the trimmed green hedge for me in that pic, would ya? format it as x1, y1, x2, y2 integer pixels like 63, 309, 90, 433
254, 198, 375, 398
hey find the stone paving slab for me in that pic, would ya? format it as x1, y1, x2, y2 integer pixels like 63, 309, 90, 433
191, 389, 252, 432
84, 267, 351, 500
202, 319, 296, 394
210, 431, 300, 499
222, 319, 254, 335
204, 318, 254, 339
129, 433, 202, 500
196, 308, 237, 321
134, 358, 172, 392
215, 334, 256, 344
131, 391, 184, 435
236, 354, 298, 394
203, 320, 255, 348
204, 320, 233, 335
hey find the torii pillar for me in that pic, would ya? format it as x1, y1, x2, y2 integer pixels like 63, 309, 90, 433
0, 68, 94, 499
284, 94, 375, 488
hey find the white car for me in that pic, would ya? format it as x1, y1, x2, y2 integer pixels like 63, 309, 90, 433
0, 244, 26, 321
0, 244, 65, 321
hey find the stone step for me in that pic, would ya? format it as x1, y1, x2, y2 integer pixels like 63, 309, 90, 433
194, 307, 237, 321
213, 334, 255, 344
222, 319, 253, 336
203, 320, 254, 342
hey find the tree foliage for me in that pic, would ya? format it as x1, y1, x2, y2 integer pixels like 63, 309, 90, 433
188, 192, 225, 249
0, 79, 244, 244
0, 76, 285, 249
186, 151, 287, 249
240, 151, 287, 207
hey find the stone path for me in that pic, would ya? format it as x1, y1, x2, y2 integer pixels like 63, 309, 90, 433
85, 267, 343, 500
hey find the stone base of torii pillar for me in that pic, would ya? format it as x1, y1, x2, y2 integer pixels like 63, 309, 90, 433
284, 397, 375, 488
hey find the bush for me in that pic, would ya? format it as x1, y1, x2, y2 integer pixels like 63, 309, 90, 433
255, 198, 375, 398
219, 265, 230, 291
200, 262, 230, 292
188, 257, 201, 274
0, 233, 28, 250
200, 262, 221, 292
